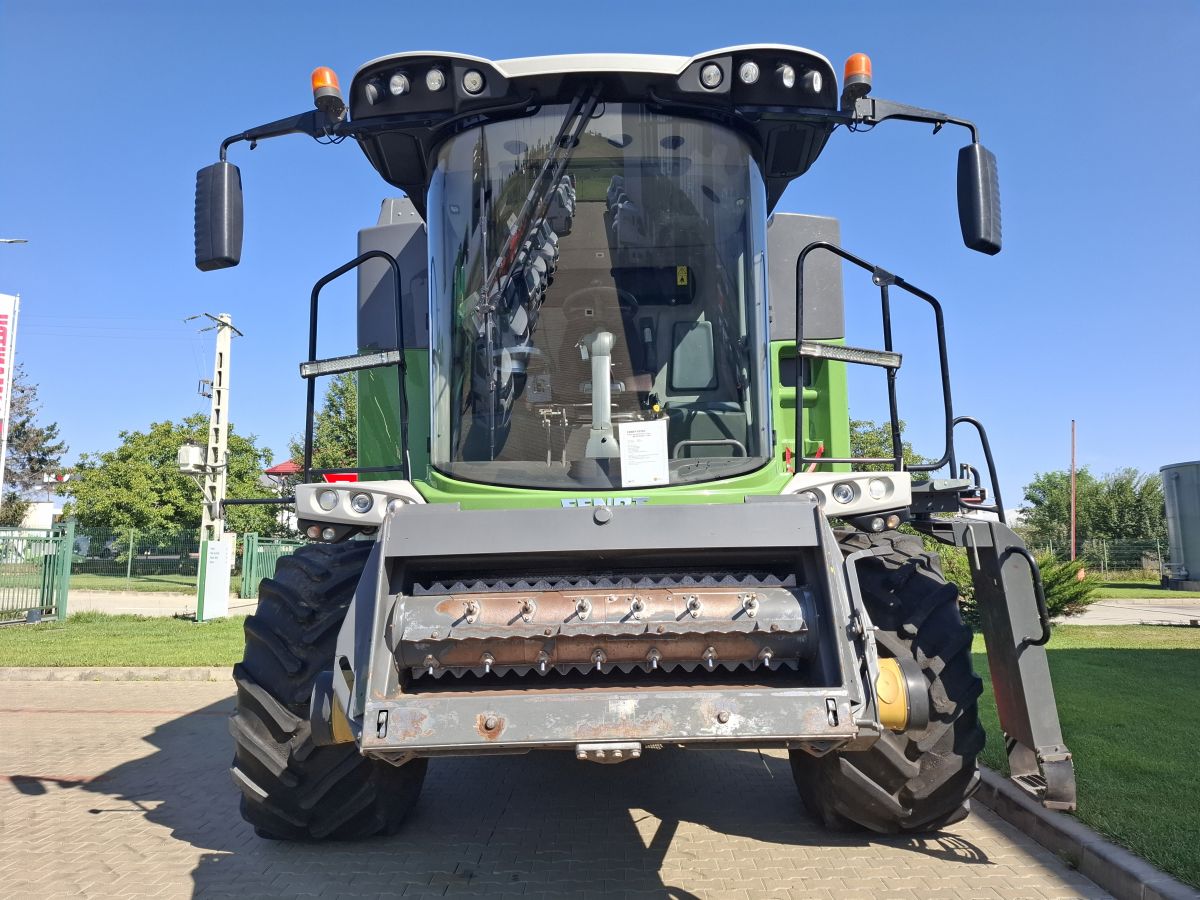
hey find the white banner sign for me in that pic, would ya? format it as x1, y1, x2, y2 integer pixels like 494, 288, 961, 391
0, 293, 19, 496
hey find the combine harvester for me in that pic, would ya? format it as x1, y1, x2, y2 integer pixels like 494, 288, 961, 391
195, 45, 1075, 839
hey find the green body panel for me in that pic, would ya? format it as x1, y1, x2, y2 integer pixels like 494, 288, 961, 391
358, 341, 850, 509
357, 349, 430, 482
774, 340, 850, 474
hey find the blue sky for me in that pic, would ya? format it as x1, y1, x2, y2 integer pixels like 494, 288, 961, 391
2, 1, 1197, 507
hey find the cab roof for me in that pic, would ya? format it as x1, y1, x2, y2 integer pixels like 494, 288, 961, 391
347, 45, 842, 217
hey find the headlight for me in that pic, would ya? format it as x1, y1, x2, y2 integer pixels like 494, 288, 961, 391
425, 68, 446, 91
388, 72, 410, 96
832, 482, 855, 504
317, 490, 339, 511
868, 478, 888, 500
462, 70, 485, 95
700, 63, 723, 89
350, 492, 373, 514
738, 61, 760, 84
778, 64, 796, 89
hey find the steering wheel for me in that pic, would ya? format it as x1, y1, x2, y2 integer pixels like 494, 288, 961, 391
558, 285, 639, 325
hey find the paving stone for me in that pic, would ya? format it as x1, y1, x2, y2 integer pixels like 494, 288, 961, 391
0, 681, 1114, 899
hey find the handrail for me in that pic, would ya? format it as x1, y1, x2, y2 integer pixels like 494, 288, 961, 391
303, 250, 410, 482
794, 242, 955, 474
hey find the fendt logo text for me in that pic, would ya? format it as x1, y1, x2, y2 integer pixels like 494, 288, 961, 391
560, 497, 649, 508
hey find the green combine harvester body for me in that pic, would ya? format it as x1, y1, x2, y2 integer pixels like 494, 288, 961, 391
196, 45, 1076, 841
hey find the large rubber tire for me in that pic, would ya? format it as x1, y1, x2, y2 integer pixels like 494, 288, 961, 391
229, 541, 427, 840
790, 530, 984, 833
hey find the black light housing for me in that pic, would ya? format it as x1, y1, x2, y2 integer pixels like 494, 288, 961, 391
957, 143, 1002, 255
194, 161, 243, 271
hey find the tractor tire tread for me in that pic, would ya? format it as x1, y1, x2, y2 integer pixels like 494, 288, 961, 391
231, 541, 426, 841
790, 530, 982, 834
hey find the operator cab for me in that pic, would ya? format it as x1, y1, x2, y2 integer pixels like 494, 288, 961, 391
195, 45, 1003, 492
427, 104, 771, 490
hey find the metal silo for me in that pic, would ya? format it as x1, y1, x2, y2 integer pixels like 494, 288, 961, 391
1162, 461, 1200, 590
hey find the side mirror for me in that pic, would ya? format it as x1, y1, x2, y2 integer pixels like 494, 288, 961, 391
957, 143, 1001, 255
194, 162, 243, 270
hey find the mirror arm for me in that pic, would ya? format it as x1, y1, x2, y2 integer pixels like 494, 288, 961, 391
852, 96, 978, 143
218, 110, 328, 161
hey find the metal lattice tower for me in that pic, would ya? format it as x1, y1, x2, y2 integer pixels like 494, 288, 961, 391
200, 313, 234, 543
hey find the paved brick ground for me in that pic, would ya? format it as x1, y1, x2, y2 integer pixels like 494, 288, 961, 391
0, 681, 1108, 899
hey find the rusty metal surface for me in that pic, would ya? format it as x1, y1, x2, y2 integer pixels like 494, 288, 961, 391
391, 585, 816, 677
360, 682, 865, 753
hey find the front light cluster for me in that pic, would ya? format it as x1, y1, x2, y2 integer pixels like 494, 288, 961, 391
367, 65, 479, 105
797, 476, 895, 508
314, 489, 374, 515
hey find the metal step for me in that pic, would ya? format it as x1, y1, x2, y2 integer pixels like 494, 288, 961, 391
800, 340, 901, 370
299, 349, 402, 378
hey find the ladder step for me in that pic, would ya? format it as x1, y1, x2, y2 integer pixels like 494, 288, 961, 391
800, 341, 901, 369
299, 349, 402, 378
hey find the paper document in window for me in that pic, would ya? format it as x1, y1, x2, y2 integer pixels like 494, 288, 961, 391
619, 418, 669, 488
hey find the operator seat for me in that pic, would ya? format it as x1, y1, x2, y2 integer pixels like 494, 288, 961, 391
553, 286, 642, 415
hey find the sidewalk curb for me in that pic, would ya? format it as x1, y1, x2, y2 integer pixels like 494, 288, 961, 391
1088, 598, 1200, 608
975, 767, 1199, 900
0, 667, 232, 682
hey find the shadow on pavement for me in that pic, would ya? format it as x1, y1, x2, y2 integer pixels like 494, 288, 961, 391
71, 694, 992, 897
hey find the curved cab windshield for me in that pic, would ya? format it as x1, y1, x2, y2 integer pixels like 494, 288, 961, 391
427, 102, 770, 490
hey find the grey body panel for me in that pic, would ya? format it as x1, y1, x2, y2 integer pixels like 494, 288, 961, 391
921, 516, 1077, 810
357, 198, 429, 351
382, 498, 820, 560
332, 497, 882, 756
767, 213, 843, 341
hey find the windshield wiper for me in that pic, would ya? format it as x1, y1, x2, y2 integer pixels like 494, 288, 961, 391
481, 81, 602, 306
476, 81, 603, 460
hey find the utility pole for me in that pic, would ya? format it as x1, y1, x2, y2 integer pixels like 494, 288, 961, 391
200, 314, 235, 547
181, 312, 241, 622
199, 313, 237, 544
1070, 419, 1077, 561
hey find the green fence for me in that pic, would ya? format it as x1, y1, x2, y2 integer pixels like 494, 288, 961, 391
240, 534, 304, 599
1037, 538, 1165, 576
71, 526, 209, 591
0, 523, 74, 622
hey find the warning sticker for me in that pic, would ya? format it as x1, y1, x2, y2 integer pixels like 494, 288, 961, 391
676, 265, 688, 286
619, 418, 670, 488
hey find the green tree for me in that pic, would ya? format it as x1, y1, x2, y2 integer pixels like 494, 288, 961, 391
1020, 467, 1164, 549
0, 492, 30, 527
288, 373, 357, 473
3, 364, 67, 494
61, 414, 277, 533
1021, 468, 1099, 549
849, 418, 928, 471
1090, 468, 1166, 544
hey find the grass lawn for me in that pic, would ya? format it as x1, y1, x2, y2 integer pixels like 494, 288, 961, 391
68, 573, 243, 594
1091, 581, 1200, 600
0, 612, 245, 666
975, 625, 1200, 888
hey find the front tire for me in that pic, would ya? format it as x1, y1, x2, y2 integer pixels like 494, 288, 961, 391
790, 530, 984, 833
229, 541, 427, 840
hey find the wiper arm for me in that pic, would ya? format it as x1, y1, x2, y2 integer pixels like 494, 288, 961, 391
482, 81, 602, 304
